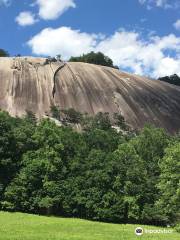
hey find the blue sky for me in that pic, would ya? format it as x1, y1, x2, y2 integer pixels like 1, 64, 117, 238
0, 0, 180, 77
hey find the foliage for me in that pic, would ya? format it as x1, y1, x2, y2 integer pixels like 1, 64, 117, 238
158, 74, 180, 86
61, 108, 83, 124
155, 142, 180, 224
50, 105, 60, 121
69, 51, 119, 69
0, 110, 179, 226
130, 125, 170, 224
0, 49, 9, 57
44, 57, 57, 65
0, 111, 36, 204
113, 113, 130, 131
0, 111, 16, 196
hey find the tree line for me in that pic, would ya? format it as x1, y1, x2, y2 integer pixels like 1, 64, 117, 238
0, 109, 179, 227
69, 51, 119, 69
158, 74, 180, 87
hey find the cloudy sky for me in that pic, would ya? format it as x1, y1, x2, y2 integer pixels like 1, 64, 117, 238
0, 0, 180, 77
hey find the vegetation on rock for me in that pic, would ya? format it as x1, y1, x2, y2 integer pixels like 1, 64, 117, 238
158, 74, 180, 86
69, 51, 119, 69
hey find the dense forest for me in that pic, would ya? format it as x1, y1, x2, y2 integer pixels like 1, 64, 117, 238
0, 109, 179, 227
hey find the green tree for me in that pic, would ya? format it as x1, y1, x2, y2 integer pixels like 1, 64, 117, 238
25, 110, 37, 125
69, 51, 118, 69
156, 142, 180, 224
158, 74, 180, 87
86, 112, 111, 131
113, 113, 130, 131
84, 128, 124, 153
62, 108, 82, 124
131, 125, 170, 224
3, 120, 64, 214
0, 110, 37, 205
50, 105, 60, 121
0, 49, 9, 57
111, 143, 147, 222
0, 110, 179, 226
0, 111, 19, 200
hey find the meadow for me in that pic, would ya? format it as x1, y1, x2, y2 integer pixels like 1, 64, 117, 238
0, 212, 179, 240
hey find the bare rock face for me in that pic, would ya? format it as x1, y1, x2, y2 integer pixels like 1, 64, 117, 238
0, 57, 180, 133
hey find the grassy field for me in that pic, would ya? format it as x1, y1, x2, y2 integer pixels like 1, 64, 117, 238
0, 211, 179, 240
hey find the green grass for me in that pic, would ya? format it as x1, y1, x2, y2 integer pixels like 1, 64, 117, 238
0, 211, 179, 240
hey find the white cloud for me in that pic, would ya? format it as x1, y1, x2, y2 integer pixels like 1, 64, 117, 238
28, 27, 97, 59
36, 0, 76, 20
15, 0, 76, 26
97, 32, 180, 77
174, 19, 180, 30
27, 26, 180, 78
138, 0, 180, 9
15, 11, 37, 26
153, 57, 180, 77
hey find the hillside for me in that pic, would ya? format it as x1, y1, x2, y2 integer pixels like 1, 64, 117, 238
0, 212, 179, 240
0, 57, 180, 133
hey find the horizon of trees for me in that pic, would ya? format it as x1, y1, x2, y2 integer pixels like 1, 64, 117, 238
0, 109, 179, 227
158, 74, 180, 87
69, 51, 119, 69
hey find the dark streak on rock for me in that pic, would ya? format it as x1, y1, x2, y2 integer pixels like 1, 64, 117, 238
52, 62, 66, 98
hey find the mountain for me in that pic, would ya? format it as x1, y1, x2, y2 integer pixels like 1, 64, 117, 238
0, 57, 180, 133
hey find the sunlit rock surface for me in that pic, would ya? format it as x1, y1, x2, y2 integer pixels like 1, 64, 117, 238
0, 57, 180, 133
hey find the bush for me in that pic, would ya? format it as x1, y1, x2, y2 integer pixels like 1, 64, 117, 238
50, 105, 60, 121
61, 108, 83, 124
